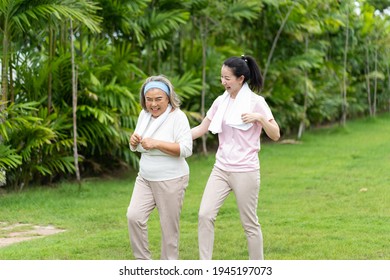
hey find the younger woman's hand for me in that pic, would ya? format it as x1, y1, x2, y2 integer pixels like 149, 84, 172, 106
241, 113, 263, 124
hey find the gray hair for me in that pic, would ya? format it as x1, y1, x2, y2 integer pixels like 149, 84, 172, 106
139, 75, 181, 110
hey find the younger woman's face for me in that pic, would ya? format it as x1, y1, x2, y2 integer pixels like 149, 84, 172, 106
220, 65, 244, 97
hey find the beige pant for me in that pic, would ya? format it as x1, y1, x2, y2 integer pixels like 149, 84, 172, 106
198, 167, 263, 260
126, 175, 189, 260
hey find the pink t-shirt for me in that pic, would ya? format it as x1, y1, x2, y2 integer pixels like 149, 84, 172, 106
206, 92, 274, 172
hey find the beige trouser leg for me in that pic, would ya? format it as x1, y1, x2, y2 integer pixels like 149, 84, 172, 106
198, 167, 263, 260
127, 175, 189, 260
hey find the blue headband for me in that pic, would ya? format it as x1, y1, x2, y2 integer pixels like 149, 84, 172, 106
144, 81, 170, 96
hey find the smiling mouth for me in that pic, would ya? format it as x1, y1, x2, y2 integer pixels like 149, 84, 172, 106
150, 108, 160, 113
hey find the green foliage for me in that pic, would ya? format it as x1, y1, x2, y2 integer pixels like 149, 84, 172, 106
13, 0, 102, 32
0, 114, 389, 259
0, 103, 78, 189
1, 0, 390, 188
0, 145, 22, 170
0, 145, 22, 185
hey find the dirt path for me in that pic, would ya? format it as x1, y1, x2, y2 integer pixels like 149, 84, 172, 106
0, 222, 65, 248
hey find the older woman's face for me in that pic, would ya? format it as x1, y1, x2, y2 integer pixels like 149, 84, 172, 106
145, 88, 170, 118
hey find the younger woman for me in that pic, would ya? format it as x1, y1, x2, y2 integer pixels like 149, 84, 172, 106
191, 55, 280, 259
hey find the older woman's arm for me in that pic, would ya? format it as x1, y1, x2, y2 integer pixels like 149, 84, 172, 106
141, 111, 193, 157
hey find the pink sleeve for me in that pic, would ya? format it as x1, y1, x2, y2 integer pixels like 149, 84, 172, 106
257, 97, 274, 121
206, 95, 223, 121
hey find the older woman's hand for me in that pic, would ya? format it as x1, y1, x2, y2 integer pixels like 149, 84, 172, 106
130, 133, 142, 147
140, 138, 157, 150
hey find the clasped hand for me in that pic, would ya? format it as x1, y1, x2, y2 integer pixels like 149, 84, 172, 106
241, 113, 263, 124
130, 133, 155, 150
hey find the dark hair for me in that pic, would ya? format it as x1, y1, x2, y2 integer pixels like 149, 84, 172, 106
223, 55, 263, 92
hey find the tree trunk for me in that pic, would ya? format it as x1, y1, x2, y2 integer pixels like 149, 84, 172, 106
200, 18, 208, 155
263, 2, 296, 85
1, 23, 9, 110
9, 54, 14, 103
297, 36, 309, 140
373, 48, 377, 116
387, 62, 390, 112
48, 25, 54, 114
1, 21, 9, 154
341, 7, 350, 126
70, 19, 81, 187
365, 46, 372, 116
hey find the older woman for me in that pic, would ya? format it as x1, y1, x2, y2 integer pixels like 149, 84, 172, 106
127, 75, 192, 260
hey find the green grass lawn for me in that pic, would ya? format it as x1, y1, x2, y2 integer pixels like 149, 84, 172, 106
0, 114, 389, 260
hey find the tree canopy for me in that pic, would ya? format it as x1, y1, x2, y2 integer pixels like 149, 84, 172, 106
1, 0, 390, 189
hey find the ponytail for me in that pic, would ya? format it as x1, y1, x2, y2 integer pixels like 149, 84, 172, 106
223, 55, 263, 93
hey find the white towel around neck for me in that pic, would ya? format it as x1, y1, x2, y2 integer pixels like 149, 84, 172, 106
134, 104, 172, 139
208, 83, 253, 134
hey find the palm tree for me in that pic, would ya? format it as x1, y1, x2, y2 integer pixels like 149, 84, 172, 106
0, 0, 101, 109
0, 0, 101, 187
188, 0, 261, 153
